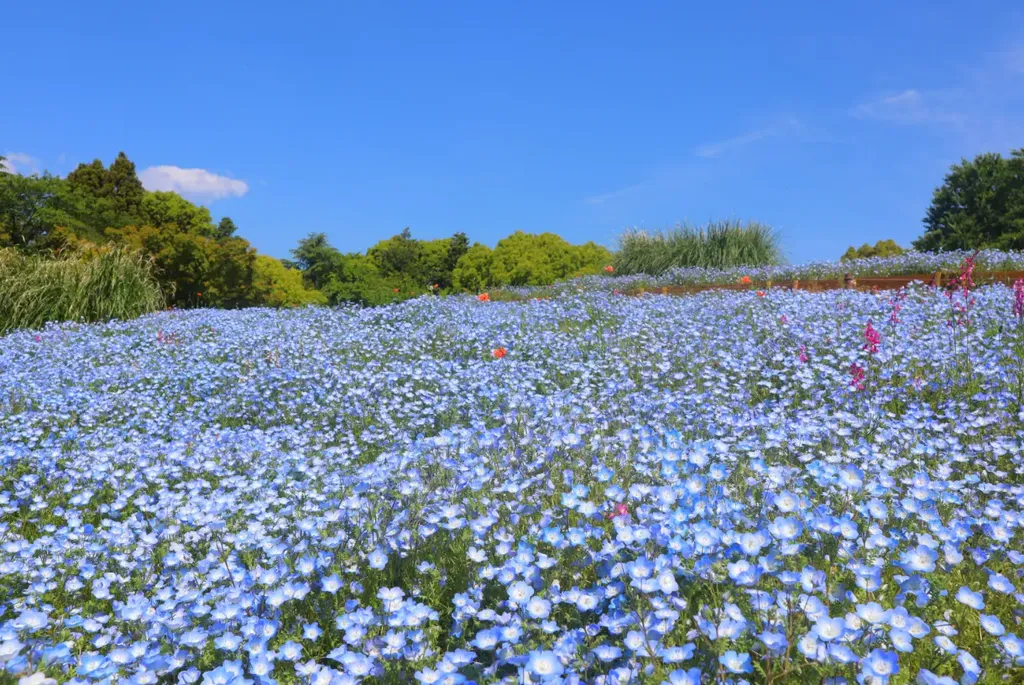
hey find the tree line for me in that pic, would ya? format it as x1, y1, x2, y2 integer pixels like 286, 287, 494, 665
0, 153, 612, 307
841, 147, 1024, 261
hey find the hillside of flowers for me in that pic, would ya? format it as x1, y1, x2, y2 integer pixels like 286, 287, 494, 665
519, 249, 1024, 297
2, 258, 1024, 684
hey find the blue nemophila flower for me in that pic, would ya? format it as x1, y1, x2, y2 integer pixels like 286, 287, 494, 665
719, 650, 752, 674
525, 650, 563, 678
956, 587, 985, 610
663, 668, 701, 685
860, 649, 899, 681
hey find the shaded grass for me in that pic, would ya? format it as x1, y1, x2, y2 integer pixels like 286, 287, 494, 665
614, 219, 782, 275
0, 247, 166, 333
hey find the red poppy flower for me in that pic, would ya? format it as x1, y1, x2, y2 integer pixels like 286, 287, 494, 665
477, 293, 490, 302
604, 265, 615, 273
492, 347, 507, 359
740, 276, 752, 285
756, 290, 766, 297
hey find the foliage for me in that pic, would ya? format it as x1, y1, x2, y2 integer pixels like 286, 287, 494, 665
0, 152, 302, 310
841, 239, 906, 262
0, 247, 164, 332
487, 231, 612, 287
614, 219, 782, 275
915, 149, 1024, 251
250, 254, 328, 307
452, 242, 494, 292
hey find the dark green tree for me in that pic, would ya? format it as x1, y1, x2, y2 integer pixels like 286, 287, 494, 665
915, 149, 1024, 251
214, 216, 238, 239
291, 232, 347, 290
369, 227, 424, 280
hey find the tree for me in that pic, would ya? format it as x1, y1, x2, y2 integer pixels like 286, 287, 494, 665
251, 255, 328, 307
488, 231, 612, 286
915, 149, 1024, 251
0, 173, 87, 248
214, 216, 238, 239
840, 239, 906, 262
368, 227, 424, 280
66, 152, 145, 219
291, 232, 347, 290
138, 191, 215, 235
452, 243, 494, 292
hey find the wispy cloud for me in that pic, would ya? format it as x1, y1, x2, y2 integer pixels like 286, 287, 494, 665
1, 152, 41, 175
850, 89, 967, 126
694, 118, 801, 158
585, 117, 802, 205
139, 165, 249, 202
583, 182, 646, 206
850, 39, 1024, 144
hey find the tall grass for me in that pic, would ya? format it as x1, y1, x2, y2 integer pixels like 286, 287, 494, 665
0, 248, 166, 333
614, 219, 783, 275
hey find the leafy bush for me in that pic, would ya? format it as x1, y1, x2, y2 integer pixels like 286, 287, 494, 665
0, 247, 164, 332
614, 219, 782, 275
841, 239, 906, 262
251, 255, 327, 307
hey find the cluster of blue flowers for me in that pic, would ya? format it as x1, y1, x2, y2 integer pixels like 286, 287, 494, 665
1, 279, 1024, 684
522, 249, 1024, 295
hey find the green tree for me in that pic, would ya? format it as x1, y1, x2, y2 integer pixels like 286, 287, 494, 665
138, 191, 215, 235
368, 227, 424, 280
840, 239, 906, 262
452, 243, 493, 292
251, 255, 327, 307
0, 173, 87, 248
214, 216, 238, 239
66, 152, 145, 220
915, 149, 1024, 251
291, 232, 347, 290
488, 231, 612, 286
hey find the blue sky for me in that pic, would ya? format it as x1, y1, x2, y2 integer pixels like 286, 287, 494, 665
3, 1, 1023, 264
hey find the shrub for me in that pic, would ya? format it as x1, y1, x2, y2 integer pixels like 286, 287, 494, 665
250, 255, 328, 307
614, 219, 782, 275
841, 239, 906, 262
0, 247, 165, 333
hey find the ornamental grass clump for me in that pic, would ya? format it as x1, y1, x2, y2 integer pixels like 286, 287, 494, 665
0, 247, 165, 333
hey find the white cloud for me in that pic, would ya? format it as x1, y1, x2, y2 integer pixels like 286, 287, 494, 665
139, 165, 249, 202
694, 118, 801, 158
850, 89, 967, 126
2, 152, 41, 175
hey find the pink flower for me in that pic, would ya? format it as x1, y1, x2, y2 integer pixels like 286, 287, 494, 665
863, 321, 881, 354
798, 345, 809, 364
849, 363, 866, 391
1014, 279, 1024, 319
607, 503, 629, 519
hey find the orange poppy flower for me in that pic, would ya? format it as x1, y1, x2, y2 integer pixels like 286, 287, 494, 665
477, 293, 490, 302
740, 276, 751, 285
394, 288, 400, 293
604, 265, 615, 273
492, 347, 507, 359
756, 290, 766, 297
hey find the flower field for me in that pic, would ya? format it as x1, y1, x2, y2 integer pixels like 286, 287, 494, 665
3, 272, 1024, 684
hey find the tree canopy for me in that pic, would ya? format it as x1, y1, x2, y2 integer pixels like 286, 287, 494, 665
840, 239, 906, 262
915, 149, 1024, 251
2, 151, 616, 309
